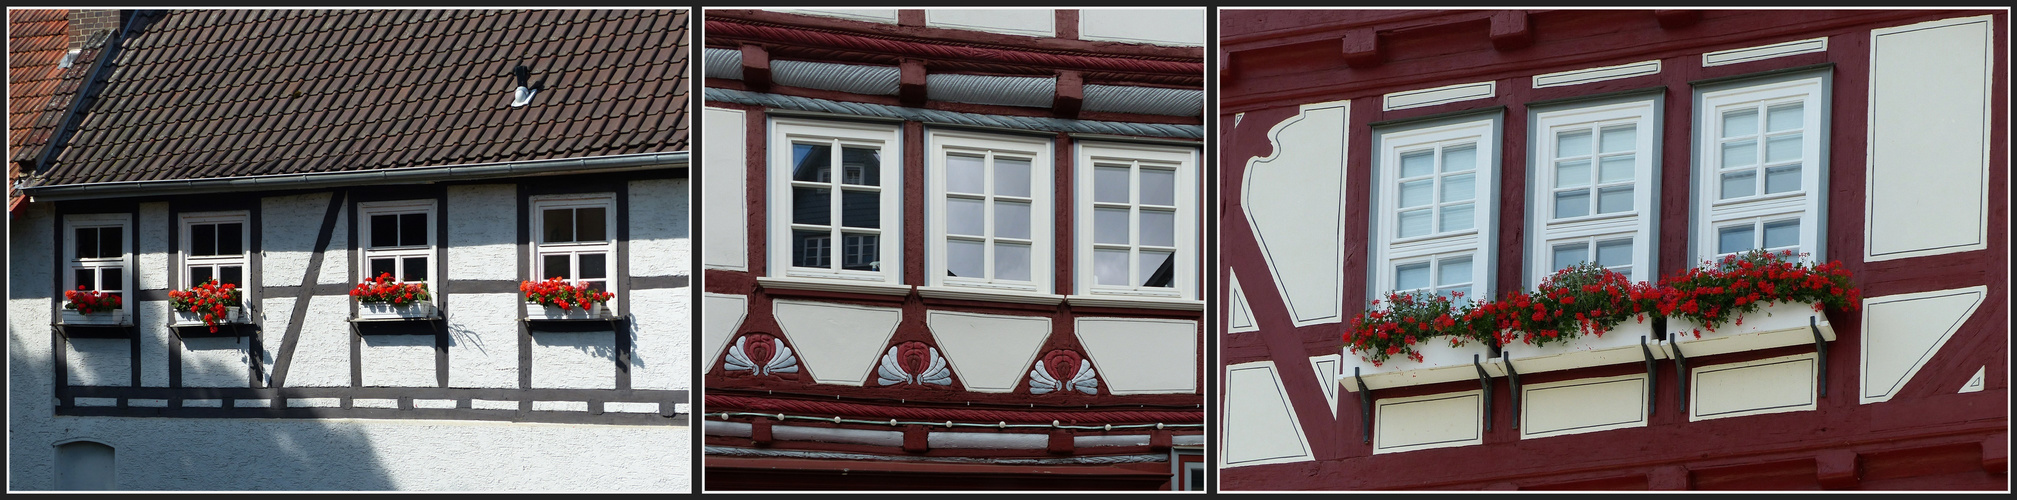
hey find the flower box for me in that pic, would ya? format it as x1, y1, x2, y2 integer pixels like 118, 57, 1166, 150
61, 309, 128, 326
1668, 301, 1833, 359
1341, 339, 1504, 392
1499, 317, 1669, 374
525, 302, 608, 320
358, 301, 438, 320
172, 306, 243, 327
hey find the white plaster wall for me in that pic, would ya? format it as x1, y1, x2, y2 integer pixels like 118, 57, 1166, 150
1521, 374, 1648, 439
1691, 353, 1817, 421
531, 329, 617, 389
65, 339, 129, 386
1375, 391, 1484, 454
261, 192, 350, 287
1859, 286, 1985, 404
700, 293, 748, 369
1075, 317, 1198, 394
445, 185, 517, 282
178, 336, 250, 388
926, 9, 1054, 37
772, 300, 903, 386
926, 310, 1051, 393
628, 287, 690, 391
701, 106, 749, 271
627, 178, 690, 278
140, 300, 172, 387
1244, 101, 1350, 327
361, 334, 436, 388
265, 295, 354, 388
1220, 361, 1312, 467
137, 202, 169, 291
446, 292, 520, 389
1079, 8, 1205, 47
1865, 16, 1995, 261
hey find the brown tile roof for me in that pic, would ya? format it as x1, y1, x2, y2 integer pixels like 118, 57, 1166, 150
31, 9, 688, 187
8, 9, 78, 167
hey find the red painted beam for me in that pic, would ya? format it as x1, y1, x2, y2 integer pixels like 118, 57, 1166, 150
1341, 27, 1382, 68
1815, 449, 1861, 489
1489, 11, 1533, 51
739, 44, 772, 91
1055, 70, 1084, 119
899, 59, 927, 107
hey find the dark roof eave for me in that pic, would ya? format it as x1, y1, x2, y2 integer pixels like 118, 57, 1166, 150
21, 151, 689, 202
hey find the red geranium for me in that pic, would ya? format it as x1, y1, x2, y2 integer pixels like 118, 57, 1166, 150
64, 286, 123, 315
1343, 291, 1496, 366
169, 278, 243, 333
1660, 249, 1859, 338
520, 277, 614, 311
1497, 263, 1664, 348
350, 272, 431, 306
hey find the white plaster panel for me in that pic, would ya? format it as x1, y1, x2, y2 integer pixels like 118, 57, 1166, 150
446, 292, 521, 389
605, 402, 660, 413
64, 338, 130, 387
1865, 16, 1994, 261
1244, 101, 1349, 327
183, 399, 223, 407
627, 287, 691, 391
137, 202, 170, 291
706, 420, 753, 437
472, 399, 519, 410
701, 293, 748, 370
926, 310, 1051, 393
1076, 434, 1153, 447
1074, 317, 1197, 394
179, 336, 250, 388
1079, 8, 1205, 47
1383, 81, 1495, 110
414, 399, 458, 409
1309, 354, 1340, 417
1532, 60, 1660, 88
531, 329, 617, 390
931, 432, 1048, 449
267, 295, 353, 388
354, 398, 399, 409
1521, 374, 1647, 439
1226, 271, 1258, 333
1961, 367, 1985, 393
444, 185, 519, 282
1692, 354, 1817, 421
771, 300, 903, 386
236, 399, 271, 408
140, 300, 172, 387
128, 399, 168, 407
626, 178, 690, 278
702, 106, 749, 271
76, 398, 119, 407
532, 401, 588, 412
252, 297, 289, 385
771, 8, 897, 23
1703, 37, 1828, 66
287, 397, 342, 407
1859, 286, 1986, 404
773, 425, 904, 447
1220, 361, 1312, 467
261, 192, 349, 287
359, 334, 436, 388
925, 9, 1055, 38
1374, 391, 1484, 454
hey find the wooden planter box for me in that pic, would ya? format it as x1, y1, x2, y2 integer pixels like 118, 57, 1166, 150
61, 309, 127, 326
171, 306, 244, 327
1341, 339, 1503, 392
1668, 301, 1832, 358
525, 302, 608, 320
1500, 316, 1669, 374
358, 301, 438, 320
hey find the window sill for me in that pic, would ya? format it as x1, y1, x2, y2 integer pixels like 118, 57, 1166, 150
915, 285, 1063, 305
757, 276, 913, 297
1064, 294, 1204, 311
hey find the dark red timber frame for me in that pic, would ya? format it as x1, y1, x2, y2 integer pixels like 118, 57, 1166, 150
1218, 9, 2006, 490
699, 8, 1207, 479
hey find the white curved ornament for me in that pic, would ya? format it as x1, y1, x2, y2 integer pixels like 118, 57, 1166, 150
724, 335, 798, 376
1030, 359, 1099, 395
877, 343, 953, 386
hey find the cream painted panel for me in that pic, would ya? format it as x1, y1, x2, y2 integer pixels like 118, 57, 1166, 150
1226, 271, 1258, 333
702, 107, 749, 271
1309, 354, 1340, 417
1383, 81, 1495, 111
1221, 361, 1313, 467
925, 9, 1054, 38
773, 300, 903, 386
1075, 317, 1197, 394
926, 311, 1051, 393
1079, 9, 1205, 47
1243, 100, 1350, 327
1961, 367, 1985, 393
1375, 391, 1483, 454
701, 293, 748, 370
1692, 354, 1816, 421
1866, 16, 1994, 260
1522, 374, 1647, 439
1702, 37, 1827, 66
1860, 286, 1986, 404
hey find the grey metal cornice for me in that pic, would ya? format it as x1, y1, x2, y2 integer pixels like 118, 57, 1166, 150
705, 88, 1202, 139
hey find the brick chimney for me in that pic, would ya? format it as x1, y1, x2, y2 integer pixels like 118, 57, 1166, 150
67, 10, 124, 50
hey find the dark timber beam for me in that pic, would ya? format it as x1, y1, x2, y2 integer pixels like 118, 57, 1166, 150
900, 59, 928, 108
740, 44, 772, 92
1490, 11, 1534, 52
1054, 70, 1084, 119
1340, 27, 1383, 69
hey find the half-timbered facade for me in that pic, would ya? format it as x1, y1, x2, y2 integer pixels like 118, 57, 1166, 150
700, 8, 1207, 490
7, 9, 692, 491
1217, 9, 2006, 491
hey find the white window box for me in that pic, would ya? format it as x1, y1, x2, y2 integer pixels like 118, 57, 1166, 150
172, 306, 244, 327
60, 309, 128, 326
1498, 318, 1669, 375
1668, 301, 1833, 359
358, 302, 439, 320
525, 302, 610, 321
1341, 339, 1505, 392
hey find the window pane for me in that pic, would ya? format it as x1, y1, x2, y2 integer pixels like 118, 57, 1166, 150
1765, 165, 1801, 194
947, 154, 985, 194
567, 253, 599, 280
994, 242, 1030, 282
841, 190, 880, 229
1442, 145, 1476, 173
400, 213, 427, 246
1396, 209, 1431, 238
1555, 190, 1590, 218
1094, 165, 1131, 203
1441, 173, 1474, 203
1555, 160, 1590, 188
1766, 103, 1802, 132
1140, 209, 1174, 247
1437, 257, 1472, 287
1440, 203, 1474, 232
1138, 249, 1173, 287
1094, 249, 1128, 286
1553, 243, 1588, 271
191, 266, 214, 285
1398, 180, 1432, 208
192, 224, 217, 256
542, 255, 572, 279
403, 256, 430, 282
1720, 171, 1756, 199
1764, 220, 1800, 249
76, 227, 99, 259
1597, 186, 1633, 214
371, 214, 400, 247
842, 233, 879, 271
792, 187, 831, 226
100, 228, 121, 259
995, 201, 1031, 239
841, 147, 881, 186
1399, 151, 1434, 178
370, 258, 397, 279
1720, 140, 1757, 168
543, 209, 574, 243
1722, 109, 1757, 138
102, 268, 122, 291
1140, 168, 1176, 206
1094, 207, 1129, 245
1718, 225, 1755, 255
793, 230, 830, 268
1395, 263, 1430, 291
994, 157, 1031, 197
1765, 135, 1802, 163
219, 266, 243, 287
1596, 239, 1632, 268
575, 207, 607, 242
76, 269, 96, 291
948, 198, 985, 237
1600, 125, 1635, 154
1599, 156, 1634, 183
218, 223, 243, 255
946, 239, 984, 278
792, 143, 832, 182
1556, 130, 1591, 158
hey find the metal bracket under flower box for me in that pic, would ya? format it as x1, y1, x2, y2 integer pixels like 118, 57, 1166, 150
169, 306, 254, 339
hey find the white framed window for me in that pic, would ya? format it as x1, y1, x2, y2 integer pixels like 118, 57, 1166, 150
532, 193, 618, 306
1373, 117, 1498, 303
358, 200, 437, 292
64, 214, 133, 321
769, 118, 903, 283
180, 211, 249, 288
1695, 75, 1826, 263
926, 129, 1054, 293
1529, 99, 1658, 284
1075, 141, 1197, 300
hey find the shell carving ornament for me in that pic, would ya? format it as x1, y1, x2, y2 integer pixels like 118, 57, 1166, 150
725, 333, 799, 376
877, 341, 953, 386
1030, 349, 1098, 395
